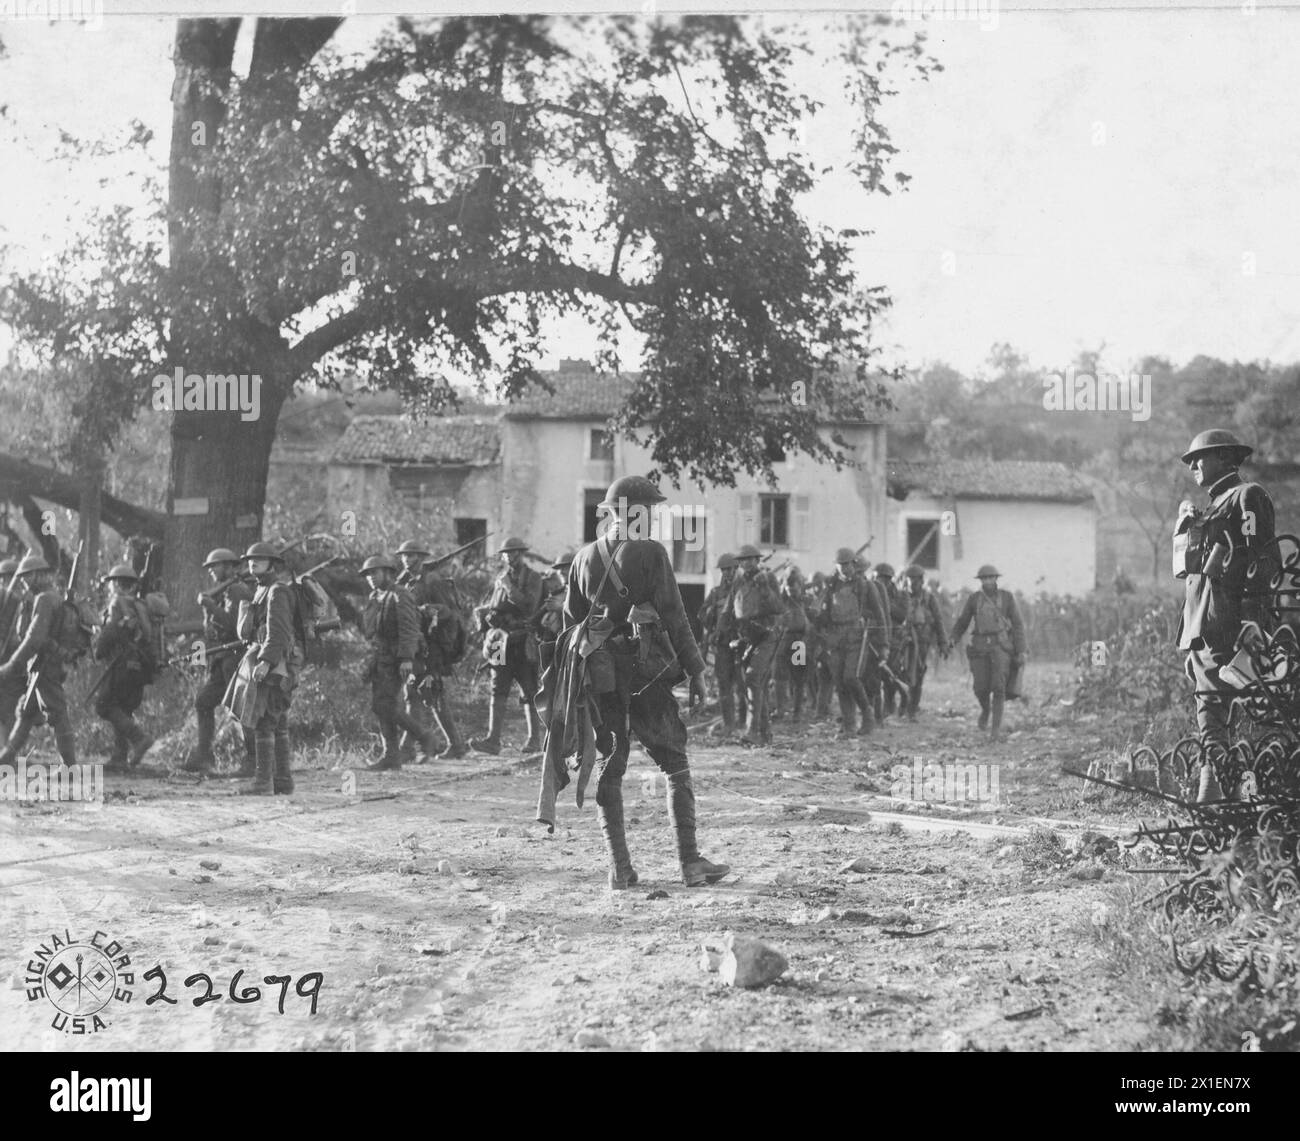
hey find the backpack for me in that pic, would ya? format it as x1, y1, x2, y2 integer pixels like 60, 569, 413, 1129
289, 575, 336, 645
51, 598, 96, 666
408, 591, 469, 675
973, 591, 1012, 642
827, 581, 860, 624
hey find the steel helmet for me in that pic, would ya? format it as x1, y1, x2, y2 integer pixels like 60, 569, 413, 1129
0, 558, 18, 576
834, 547, 857, 564
875, 563, 896, 579
905, 564, 925, 579
105, 563, 139, 581
498, 536, 529, 554
361, 555, 396, 574
598, 475, 665, 510
550, 551, 575, 571
203, 547, 239, 567
396, 539, 431, 556
15, 554, 49, 576
734, 544, 762, 561
975, 564, 1001, 578
242, 541, 283, 562
716, 553, 737, 570
1180, 428, 1253, 466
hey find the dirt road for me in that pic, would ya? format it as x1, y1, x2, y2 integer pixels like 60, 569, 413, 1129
1, 660, 1153, 1052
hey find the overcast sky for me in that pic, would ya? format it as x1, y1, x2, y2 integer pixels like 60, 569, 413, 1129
2, 3, 1298, 381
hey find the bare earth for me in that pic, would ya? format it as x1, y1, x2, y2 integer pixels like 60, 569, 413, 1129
1, 658, 1151, 1052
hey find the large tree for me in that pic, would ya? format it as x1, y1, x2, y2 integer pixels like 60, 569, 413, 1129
9, 15, 935, 619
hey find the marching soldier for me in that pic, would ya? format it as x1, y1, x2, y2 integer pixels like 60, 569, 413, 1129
0, 557, 28, 741
730, 545, 784, 746
873, 563, 908, 718
948, 565, 1025, 743
1175, 429, 1278, 801
470, 536, 546, 755
816, 549, 885, 739
225, 541, 303, 794
698, 552, 744, 734
536, 551, 573, 673
187, 548, 256, 776
563, 475, 729, 889
0, 555, 78, 767
859, 560, 893, 724
395, 539, 469, 761
900, 565, 949, 720
93, 564, 157, 770
772, 566, 811, 723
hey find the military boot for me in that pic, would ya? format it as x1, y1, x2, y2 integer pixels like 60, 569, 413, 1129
367, 724, 403, 772
272, 731, 294, 794
185, 711, 217, 774
855, 695, 874, 737
239, 732, 274, 795
834, 694, 857, 740
470, 696, 508, 756
54, 729, 77, 768
718, 683, 736, 733
988, 694, 1005, 743
977, 696, 991, 731
128, 724, 155, 767
667, 770, 730, 886
233, 729, 257, 778
433, 701, 469, 760
598, 786, 639, 890
521, 701, 544, 754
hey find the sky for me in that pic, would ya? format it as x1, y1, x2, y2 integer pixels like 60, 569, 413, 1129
2, 2, 1299, 381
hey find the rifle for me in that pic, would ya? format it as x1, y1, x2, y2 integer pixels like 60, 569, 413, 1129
84, 647, 127, 706
139, 542, 160, 597
23, 540, 86, 711
424, 533, 493, 570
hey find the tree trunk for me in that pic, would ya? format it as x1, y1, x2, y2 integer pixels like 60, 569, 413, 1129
77, 459, 103, 595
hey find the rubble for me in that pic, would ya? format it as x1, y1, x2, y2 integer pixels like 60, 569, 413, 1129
719, 933, 788, 988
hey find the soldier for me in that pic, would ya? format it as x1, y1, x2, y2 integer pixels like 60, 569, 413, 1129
563, 475, 729, 888
187, 548, 256, 776
395, 539, 469, 761
948, 565, 1026, 743
855, 559, 892, 727
772, 566, 811, 723
816, 548, 886, 739
471, 536, 546, 755
730, 545, 785, 746
226, 541, 304, 795
0, 555, 78, 767
536, 552, 573, 673
899, 564, 949, 721
1175, 429, 1278, 801
873, 563, 908, 718
0, 557, 28, 741
698, 552, 743, 734
93, 564, 157, 770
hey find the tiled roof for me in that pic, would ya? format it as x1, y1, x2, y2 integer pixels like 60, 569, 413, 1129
888, 459, 1093, 503
502, 371, 636, 420
330, 415, 500, 465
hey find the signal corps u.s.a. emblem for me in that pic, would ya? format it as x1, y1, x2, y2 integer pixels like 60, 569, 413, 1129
24, 930, 134, 1034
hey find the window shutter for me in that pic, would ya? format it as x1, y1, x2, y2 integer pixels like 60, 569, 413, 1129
738, 494, 756, 546
793, 495, 811, 550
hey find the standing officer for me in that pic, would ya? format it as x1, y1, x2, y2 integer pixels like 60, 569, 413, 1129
227, 541, 303, 795
0, 554, 78, 767
1175, 429, 1278, 801
93, 564, 157, 770
730, 545, 784, 746
0, 557, 27, 742
471, 536, 546, 755
563, 475, 729, 889
948, 565, 1025, 743
772, 566, 811, 723
817, 548, 885, 739
698, 552, 744, 735
396, 539, 468, 761
900, 565, 949, 721
360, 554, 436, 770
187, 548, 255, 776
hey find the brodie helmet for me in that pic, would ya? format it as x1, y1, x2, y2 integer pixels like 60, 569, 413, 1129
598, 475, 666, 510
15, 554, 50, 576
396, 539, 431, 557
734, 544, 762, 561
242, 541, 284, 563
203, 548, 240, 568
361, 555, 397, 574
975, 564, 1001, 579
716, 553, 737, 571
905, 564, 926, 580
105, 563, 140, 582
1180, 429, 1253, 466
498, 536, 529, 554
834, 547, 857, 565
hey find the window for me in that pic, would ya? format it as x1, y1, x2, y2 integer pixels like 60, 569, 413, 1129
454, 518, 488, 555
673, 512, 706, 575
906, 517, 941, 571
759, 494, 789, 547
584, 488, 606, 542
589, 428, 614, 462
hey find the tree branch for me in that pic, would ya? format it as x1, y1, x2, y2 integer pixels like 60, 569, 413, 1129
0, 453, 165, 540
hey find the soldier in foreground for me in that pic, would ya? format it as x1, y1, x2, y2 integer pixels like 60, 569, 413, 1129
0, 555, 78, 767
187, 548, 255, 776
698, 552, 743, 735
899, 564, 949, 720
1174, 429, 1278, 801
224, 542, 303, 795
563, 475, 729, 888
948, 565, 1025, 743
396, 539, 468, 761
93, 564, 157, 770
359, 555, 435, 770
471, 536, 546, 755
730, 544, 784, 746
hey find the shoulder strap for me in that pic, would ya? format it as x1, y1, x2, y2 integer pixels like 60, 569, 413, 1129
594, 533, 629, 599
